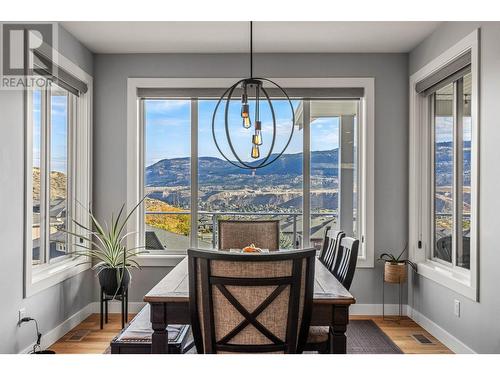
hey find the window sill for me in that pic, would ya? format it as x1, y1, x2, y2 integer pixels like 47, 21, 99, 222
416, 260, 477, 301
26, 258, 91, 297
136, 253, 186, 267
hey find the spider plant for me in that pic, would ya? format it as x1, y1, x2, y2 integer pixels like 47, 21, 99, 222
378, 243, 417, 271
64, 198, 147, 291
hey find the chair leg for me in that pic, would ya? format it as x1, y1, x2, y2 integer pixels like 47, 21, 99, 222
100, 288, 104, 330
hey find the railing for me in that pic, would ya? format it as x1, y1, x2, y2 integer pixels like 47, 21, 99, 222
144, 210, 338, 249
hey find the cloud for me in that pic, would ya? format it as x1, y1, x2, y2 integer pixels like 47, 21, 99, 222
144, 100, 190, 114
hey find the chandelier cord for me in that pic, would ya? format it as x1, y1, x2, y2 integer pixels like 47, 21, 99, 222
250, 21, 253, 78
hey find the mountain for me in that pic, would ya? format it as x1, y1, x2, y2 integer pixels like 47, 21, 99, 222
32, 167, 67, 201
145, 149, 339, 188
144, 143, 470, 213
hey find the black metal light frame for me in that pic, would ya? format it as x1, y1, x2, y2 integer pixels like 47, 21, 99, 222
211, 22, 296, 170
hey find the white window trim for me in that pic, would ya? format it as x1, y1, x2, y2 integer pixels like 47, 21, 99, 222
24, 47, 93, 297
127, 77, 374, 268
409, 29, 479, 301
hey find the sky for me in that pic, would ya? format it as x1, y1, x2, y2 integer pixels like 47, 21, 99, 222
144, 99, 342, 167
33, 90, 68, 173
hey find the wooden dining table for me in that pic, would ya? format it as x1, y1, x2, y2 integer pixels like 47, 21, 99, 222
144, 255, 356, 354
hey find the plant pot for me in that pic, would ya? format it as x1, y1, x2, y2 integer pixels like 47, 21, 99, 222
98, 268, 130, 296
384, 262, 407, 284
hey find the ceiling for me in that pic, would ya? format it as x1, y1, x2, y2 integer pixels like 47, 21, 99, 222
61, 21, 441, 54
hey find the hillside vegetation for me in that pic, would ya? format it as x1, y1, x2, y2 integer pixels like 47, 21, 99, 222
145, 197, 190, 235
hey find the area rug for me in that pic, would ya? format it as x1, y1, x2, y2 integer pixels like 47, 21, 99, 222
346, 319, 402, 354
104, 320, 402, 354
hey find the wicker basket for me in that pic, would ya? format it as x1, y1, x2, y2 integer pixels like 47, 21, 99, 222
384, 262, 407, 284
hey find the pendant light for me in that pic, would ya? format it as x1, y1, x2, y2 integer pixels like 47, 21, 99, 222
211, 21, 295, 169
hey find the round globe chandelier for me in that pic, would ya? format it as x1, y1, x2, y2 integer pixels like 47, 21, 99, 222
211, 21, 296, 170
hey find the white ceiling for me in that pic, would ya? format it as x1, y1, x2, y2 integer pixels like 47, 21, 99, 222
61, 21, 441, 54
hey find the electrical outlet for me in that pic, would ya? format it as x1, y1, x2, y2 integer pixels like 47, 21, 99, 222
454, 299, 461, 317
18, 308, 26, 325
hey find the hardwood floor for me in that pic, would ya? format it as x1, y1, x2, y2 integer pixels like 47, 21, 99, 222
49, 314, 135, 354
49, 313, 452, 354
351, 316, 453, 354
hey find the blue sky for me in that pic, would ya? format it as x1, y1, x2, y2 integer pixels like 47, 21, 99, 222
144, 99, 341, 167
33, 90, 68, 173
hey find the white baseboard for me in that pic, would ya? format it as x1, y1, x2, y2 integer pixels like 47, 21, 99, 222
408, 306, 476, 354
19, 303, 95, 354
349, 303, 409, 316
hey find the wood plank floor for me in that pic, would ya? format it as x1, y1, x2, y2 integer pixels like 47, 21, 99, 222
49, 313, 452, 354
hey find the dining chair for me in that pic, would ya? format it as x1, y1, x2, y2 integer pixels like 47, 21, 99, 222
305, 237, 359, 353
188, 248, 316, 354
318, 226, 345, 272
217, 220, 280, 251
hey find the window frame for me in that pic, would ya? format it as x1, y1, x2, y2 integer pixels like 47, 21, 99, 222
127, 78, 375, 268
24, 49, 93, 297
409, 29, 479, 301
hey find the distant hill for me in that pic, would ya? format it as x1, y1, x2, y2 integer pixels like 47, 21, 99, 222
145, 149, 339, 188
32, 167, 67, 201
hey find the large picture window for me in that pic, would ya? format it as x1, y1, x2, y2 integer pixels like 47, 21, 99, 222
141, 96, 362, 255
129, 77, 374, 268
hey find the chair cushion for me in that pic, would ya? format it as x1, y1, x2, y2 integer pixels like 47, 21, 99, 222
307, 326, 329, 343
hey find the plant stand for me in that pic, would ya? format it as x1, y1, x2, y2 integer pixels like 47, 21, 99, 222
100, 287, 129, 329
382, 277, 404, 321
382, 262, 407, 322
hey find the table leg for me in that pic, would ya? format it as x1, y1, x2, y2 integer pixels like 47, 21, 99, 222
150, 302, 169, 354
329, 305, 349, 354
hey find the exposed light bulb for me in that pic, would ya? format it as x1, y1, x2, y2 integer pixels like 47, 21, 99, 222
243, 115, 251, 129
254, 121, 262, 145
251, 144, 260, 159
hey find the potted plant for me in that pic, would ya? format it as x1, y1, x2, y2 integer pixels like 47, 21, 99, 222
378, 244, 417, 284
67, 199, 146, 297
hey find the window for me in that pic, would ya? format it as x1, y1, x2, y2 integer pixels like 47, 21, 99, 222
24, 39, 92, 296
31, 83, 75, 265
431, 74, 472, 270
198, 99, 302, 250
143, 99, 191, 252
409, 30, 478, 300
309, 100, 360, 249
129, 78, 374, 268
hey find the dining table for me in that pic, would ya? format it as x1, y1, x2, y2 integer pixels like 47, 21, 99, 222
144, 253, 356, 354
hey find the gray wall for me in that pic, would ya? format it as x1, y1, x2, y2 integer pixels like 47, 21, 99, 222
0, 23, 94, 353
409, 22, 500, 353
93, 52, 409, 305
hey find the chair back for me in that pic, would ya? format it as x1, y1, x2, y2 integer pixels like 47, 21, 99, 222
332, 237, 359, 290
319, 226, 345, 272
218, 220, 280, 251
188, 248, 316, 354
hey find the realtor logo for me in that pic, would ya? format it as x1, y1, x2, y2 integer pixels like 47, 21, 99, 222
1, 22, 54, 89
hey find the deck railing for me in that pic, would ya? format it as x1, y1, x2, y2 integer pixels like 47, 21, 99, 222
145, 210, 338, 248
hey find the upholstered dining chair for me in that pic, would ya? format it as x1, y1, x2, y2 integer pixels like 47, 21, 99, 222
217, 220, 280, 251
305, 237, 359, 353
318, 226, 345, 272
188, 248, 316, 354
